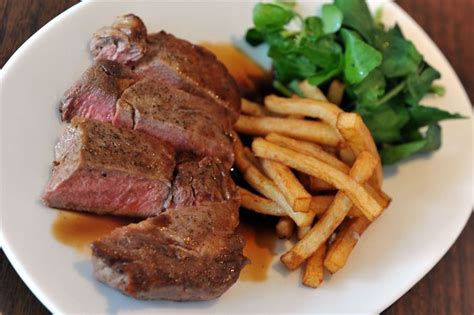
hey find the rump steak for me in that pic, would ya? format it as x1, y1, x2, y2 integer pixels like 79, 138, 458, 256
42, 117, 175, 217
92, 200, 247, 301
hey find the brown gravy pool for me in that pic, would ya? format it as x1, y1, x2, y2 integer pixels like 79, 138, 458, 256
199, 42, 270, 97
52, 210, 133, 254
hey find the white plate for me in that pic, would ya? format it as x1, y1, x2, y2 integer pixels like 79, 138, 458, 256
1, 1, 472, 314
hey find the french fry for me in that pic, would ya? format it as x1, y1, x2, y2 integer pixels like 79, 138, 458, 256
265, 133, 349, 173
276, 217, 295, 239
327, 79, 345, 106
280, 151, 378, 270
243, 147, 265, 173
303, 244, 326, 288
298, 80, 328, 101
238, 186, 286, 216
234, 135, 316, 226
297, 226, 311, 239
260, 159, 312, 212
324, 216, 370, 273
264, 95, 342, 128
241, 98, 266, 116
235, 115, 341, 146
308, 177, 335, 192
252, 138, 384, 221
337, 113, 383, 188
338, 145, 356, 166
309, 195, 334, 216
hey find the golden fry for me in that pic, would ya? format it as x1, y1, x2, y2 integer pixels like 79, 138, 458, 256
238, 186, 286, 216
260, 159, 312, 212
303, 244, 327, 288
280, 151, 377, 270
264, 95, 342, 128
276, 217, 295, 239
337, 113, 383, 188
265, 133, 349, 173
234, 134, 315, 226
324, 216, 370, 273
309, 195, 335, 216
298, 80, 328, 101
252, 138, 384, 221
241, 98, 266, 116
297, 226, 311, 240
235, 115, 341, 146
327, 79, 345, 106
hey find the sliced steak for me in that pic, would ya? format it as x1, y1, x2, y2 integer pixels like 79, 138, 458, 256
114, 78, 234, 168
91, 200, 247, 301
90, 14, 148, 65
60, 60, 137, 122
171, 156, 237, 207
135, 31, 241, 122
42, 117, 175, 217
89, 14, 240, 122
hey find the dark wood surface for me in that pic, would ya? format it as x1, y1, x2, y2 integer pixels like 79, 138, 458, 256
0, 0, 472, 314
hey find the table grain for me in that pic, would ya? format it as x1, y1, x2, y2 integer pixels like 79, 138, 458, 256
0, 0, 472, 314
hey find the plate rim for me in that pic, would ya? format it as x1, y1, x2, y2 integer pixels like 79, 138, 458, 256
0, 1, 472, 314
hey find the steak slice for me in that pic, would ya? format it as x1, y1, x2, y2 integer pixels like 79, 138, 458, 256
171, 155, 237, 207
88, 14, 240, 122
91, 200, 247, 301
114, 78, 234, 168
42, 117, 175, 217
135, 31, 241, 122
90, 14, 148, 65
60, 60, 137, 122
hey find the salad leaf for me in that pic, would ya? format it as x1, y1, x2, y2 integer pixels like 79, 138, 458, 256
350, 68, 386, 109
322, 4, 343, 34
253, 3, 295, 32
341, 29, 382, 84
404, 65, 441, 105
334, 0, 374, 41
304, 17, 323, 40
405, 105, 464, 129
373, 26, 422, 78
381, 124, 441, 164
359, 103, 410, 143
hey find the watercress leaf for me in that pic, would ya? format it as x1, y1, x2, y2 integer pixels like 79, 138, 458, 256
270, 50, 316, 83
322, 4, 343, 34
421, 123, 441, 152
341, 29, 382, 84
405, 65, 441, 106
380, 140, 427, 164
299, 36, 342, 68
429, 84, 446, 96
380, 123, 441, 164
359, 103, 410, 143
273, 0, 297, 9
405, 105, 464, 129
272, 80, 294, 97
350, 68, 386, 109
245, 28, 265, 46
307, 52, 344, 85
373, 26, 422, 78
253, 3, 295, 32
335, 0, 374, 42
304, 16, 323, 41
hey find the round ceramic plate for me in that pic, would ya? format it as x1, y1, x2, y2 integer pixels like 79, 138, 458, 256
1, 1, 472, 314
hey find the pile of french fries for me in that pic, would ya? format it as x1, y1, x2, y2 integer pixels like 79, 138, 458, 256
234, 80, 391, 288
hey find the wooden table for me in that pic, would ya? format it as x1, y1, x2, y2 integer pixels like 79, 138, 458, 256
1, 1, 472, 314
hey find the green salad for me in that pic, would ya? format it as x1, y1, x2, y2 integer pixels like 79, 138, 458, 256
245, 0, 462, 164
